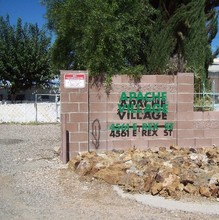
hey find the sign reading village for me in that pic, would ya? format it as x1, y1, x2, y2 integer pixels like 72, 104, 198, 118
109, 91, 174, 138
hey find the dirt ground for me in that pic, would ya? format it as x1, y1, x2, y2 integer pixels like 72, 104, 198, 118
0, 124, 219, 220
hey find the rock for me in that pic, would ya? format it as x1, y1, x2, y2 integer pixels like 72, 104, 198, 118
144, 175, 154, 192
171, 156, 185, 167
184, 183, 197, 194
189, 153, 198, 160
159, 188, 169, 198
151, 182, 163, 195
94, 162, 106, 170
119, 173, 145, 191
215, 147, 219, 154
93, 158, 110, 169
166, 187, 181, 200
94, 168, 126, 185
179, 148, 190, 155
182, 161, 192, 168
112, 149, 124, 154
126, 166, 138, 174
96, 153, 109, 160
159, 147, 166, 152
195, 161, 203, 168
138, 158, 149, 167
81, 151, 97, 159
162, 174, 178, 187
75, 158, 93, 176
155, 172, 165, 183
209, 173, 219, 185
189, 148, 197, 153
124, 160, 133, 169
131, 151, 145, 163
163, 161, 173, 168
137, 171, 144, 177
199, 186, 211, 198
119, 152, 132, 162
146, 161, 160, 173
53, 146, 61, 155
127, 173, 145, 191
69, 146, 219, 201
172, 167, 180, 175
206, 149, 217, 159
200, 154, 209, 164
158, 151, 169, 160
163, 175, 182, 197
209, 184, 219, 197
180, 171, 196, 185
176, 183, 184, 191
169, 145, 180, 151
68, 158, 80, 170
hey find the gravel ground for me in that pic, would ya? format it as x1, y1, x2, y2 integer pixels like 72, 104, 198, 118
0, 124, 219, 220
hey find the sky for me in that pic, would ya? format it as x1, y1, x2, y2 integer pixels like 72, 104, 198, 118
0, 0, 47, 28
212, 33, 219, 54
0, 0, 219, 53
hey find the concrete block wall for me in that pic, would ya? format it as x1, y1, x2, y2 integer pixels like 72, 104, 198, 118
89, 75, 178, 152
60, 70, 89, 162
60, 71, 219, 162
176, 73, 194, 147
193, 112, 219, 147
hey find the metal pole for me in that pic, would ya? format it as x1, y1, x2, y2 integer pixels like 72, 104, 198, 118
55, 94, 58, 122
35, 94, 37, 122
212, 80, 215, 110
203, 82, 205, 111
87, 73, 90, 152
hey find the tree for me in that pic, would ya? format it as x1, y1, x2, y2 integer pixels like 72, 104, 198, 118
0, 16, 54, 101
148, 0, 219, 92
205, 1, 219, 59
42, 0, 156, 78
43, 0, 219, 92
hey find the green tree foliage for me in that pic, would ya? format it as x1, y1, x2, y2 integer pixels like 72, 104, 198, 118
205, 1, 219, 59
43, 0, 219, 92
180, 0, 210, 90
148, 0, 218, 90
42, 0, 156, 78
163, 0, 210, 85
0, 16, 54, 100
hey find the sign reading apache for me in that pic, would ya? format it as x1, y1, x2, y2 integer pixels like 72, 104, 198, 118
109, 91, 174, 138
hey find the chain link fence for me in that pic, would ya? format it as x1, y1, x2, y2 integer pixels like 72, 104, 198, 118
194, 79, 219, 111
194, 92, 219, 111
0, 94, 60, 123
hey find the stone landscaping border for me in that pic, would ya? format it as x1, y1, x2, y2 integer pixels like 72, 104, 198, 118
68, 146, 219, 201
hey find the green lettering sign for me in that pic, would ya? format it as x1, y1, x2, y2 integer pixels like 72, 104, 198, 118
120, 92, 128, 101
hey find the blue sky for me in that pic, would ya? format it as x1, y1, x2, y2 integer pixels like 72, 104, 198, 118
212, 36, 219, 54
0, 0, 46, 28
0, 0, 219, 53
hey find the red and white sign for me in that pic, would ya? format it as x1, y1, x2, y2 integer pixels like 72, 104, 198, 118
64, 73, 85, 88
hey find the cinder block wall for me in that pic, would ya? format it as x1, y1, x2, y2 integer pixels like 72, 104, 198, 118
176, 73, 194, 147
193, 112, 219, 147
89, 75, 178, 152
60, 71, 219, 162
60, 70, 89, 162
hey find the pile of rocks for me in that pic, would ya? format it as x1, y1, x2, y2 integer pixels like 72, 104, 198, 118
68, 146, 219, 201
